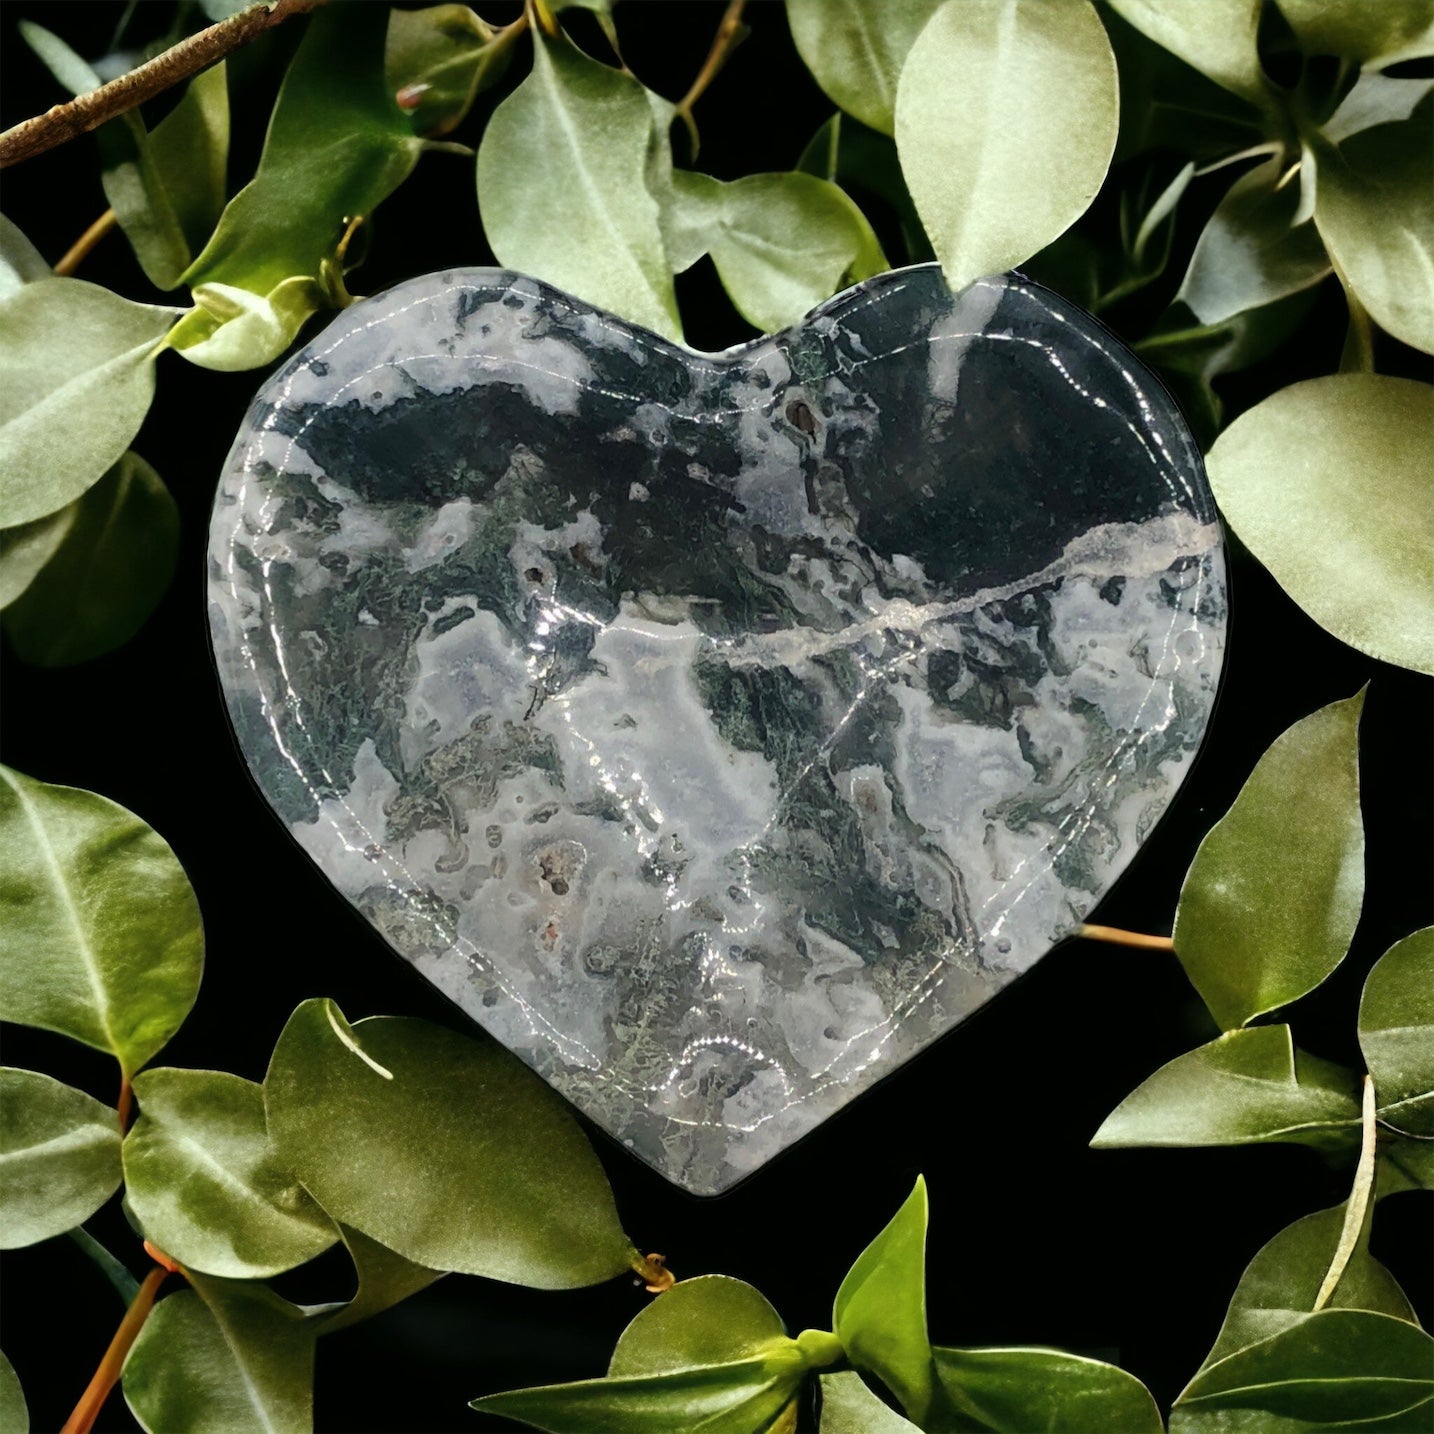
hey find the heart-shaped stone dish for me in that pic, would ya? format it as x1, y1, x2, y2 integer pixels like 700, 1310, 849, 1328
210, 264, 1225, 1194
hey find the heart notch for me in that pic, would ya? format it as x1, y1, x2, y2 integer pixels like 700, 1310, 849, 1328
210, 265, 1225, 1194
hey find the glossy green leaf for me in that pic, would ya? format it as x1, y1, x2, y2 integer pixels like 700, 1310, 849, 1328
0, 216, 48, 296
1135, 289, 1313, 446
478, 29, 678, 341
0, 279, 176, 527
18, 19, 101, 96
1378, 1134, 1434, 1198
933, 1346, 1163, 1433
1107, 0, 1268, 104
1172, 692, 1366, 1028
1199, 1204, 1417, 1374
175, 2, 422, 370
833, 1177, 933, 1424
123, 1275, 314, 1434
0, 507, 74, 610
666, 170, 886, 332
1275, 0, 1434, 67
1360, 928, 1434, 1136
820, 1371, 919, 1432
0, 1068, 121, 1249
608, 1276, 796, 1378
0, 769, 203, 1075
894, 0, 1118, 293
265, 999, 631, 1287
472, 1276, 808, 1434
1208, 378, 1434, 673
101, 64, 230, 289
798, 113, 932, 263
1170, 1310, 1434, 1431
785, 0, 941, 137
3, 452, 178, 666
1178, 157, 1331, 325
311, 1225, 443, 1333
1092, 1026, 1362, 1151
1324, 74, 1434, 143
1314, 110, 1434, 355
123, 1068, 336, 1280
385, 4, 509, 137
0, 1351, 26, 1434
1105, 8, 1266, 162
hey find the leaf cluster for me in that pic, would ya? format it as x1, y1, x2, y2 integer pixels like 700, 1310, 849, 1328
0, 765, 643, 1430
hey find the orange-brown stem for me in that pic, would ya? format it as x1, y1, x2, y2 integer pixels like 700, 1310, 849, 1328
116, 1071, 133, 1132
60, 1263, 169, 1434
1076, 924, 1175, 951
675, 0, 748, 155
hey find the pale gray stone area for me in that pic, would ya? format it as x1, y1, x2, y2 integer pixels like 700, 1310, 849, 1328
209, 265, 1226, 1193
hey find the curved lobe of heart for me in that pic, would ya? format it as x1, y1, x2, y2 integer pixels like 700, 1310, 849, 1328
209, 265, 1226, 1194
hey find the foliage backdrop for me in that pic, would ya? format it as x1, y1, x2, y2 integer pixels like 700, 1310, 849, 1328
0, 2, 1431, 1431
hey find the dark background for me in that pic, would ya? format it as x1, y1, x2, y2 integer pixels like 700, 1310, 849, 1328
2, 4, 1430, 1431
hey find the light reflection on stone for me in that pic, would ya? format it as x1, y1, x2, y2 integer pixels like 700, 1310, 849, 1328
209, 264, 1226, 1194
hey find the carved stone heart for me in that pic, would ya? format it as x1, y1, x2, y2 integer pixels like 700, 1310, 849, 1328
209, 265, 1225, 1193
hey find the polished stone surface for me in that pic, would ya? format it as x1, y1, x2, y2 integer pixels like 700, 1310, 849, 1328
210, 265, 1225, 1193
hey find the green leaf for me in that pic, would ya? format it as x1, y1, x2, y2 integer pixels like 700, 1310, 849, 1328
1275, 0, 1434, 67
477, 28, 678, 340
385, 4, 510, 137
0, 1350, 26, 1434
1198, 1205, 1418, 1374
833, 1177, 933, 1424
175, 2, 422, 370
3, 452, 178, 666
0, 278, 176, 527
0, 767, 203, 1077
264, 999, 632, 1287
1106, 0, 1269, 105
0, 1068, 121, 1250
1170, 1309, 1434, 1431
665, 170, 886, 332
1378, 1134, 1434, 1198
932, 1347, 1163, 1433
1208, 377, 1434, 673
1324, 74, 1434, 143
894, 0, 1118, 293
472, 1276, 809, 1434
0, 507, 74, 610
798, 113, 932, 263
1172, 692, 1366, 1029
101, 64, 230, 289
19, 19, 101, 96
123, 1068, 337, 1280
1360, 928, 1434, 1137
820, 1372, 919, 1432
1314, 109, 1434, 355
1092, 1026, 1363, 1151
123, 1276, 314, 1434
0, 216, 49, 297
1178, 157, 1331, 325
310, 1225, 442, 1333
785, 0, 942, 137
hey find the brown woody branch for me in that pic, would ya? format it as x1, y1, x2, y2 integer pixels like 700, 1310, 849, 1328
0, 0, 326, 170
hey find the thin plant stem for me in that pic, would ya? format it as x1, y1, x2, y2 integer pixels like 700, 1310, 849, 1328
1076, 924, 1175, 951
0, 0, 325, 169
59, 1263, 170, 1434
116, 1070, 133, 1132
54, 209, 117, 275
675, 0, 748, 157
